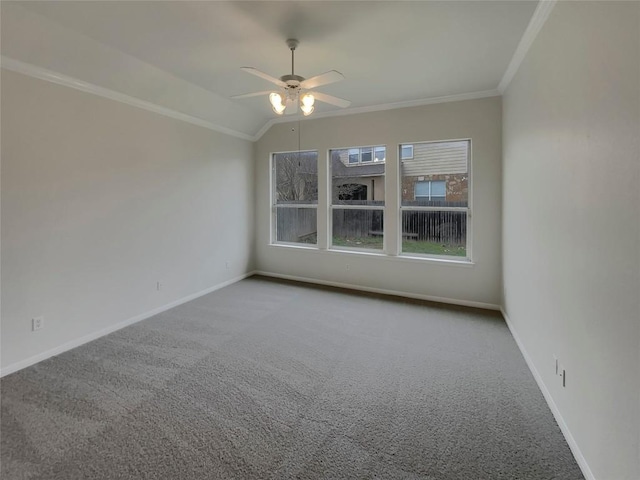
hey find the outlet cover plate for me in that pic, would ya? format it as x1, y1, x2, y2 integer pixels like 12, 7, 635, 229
32, 316, 44, 331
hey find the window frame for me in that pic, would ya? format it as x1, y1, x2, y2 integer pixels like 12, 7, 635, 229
270, 150, 319, 247
373, 146, 386, 162
329, 145, 386, 253
360, 147, 373, 163
400, 144, 414, 160
348, 148, 360, 164
343, 145, 386, 166
398, 139, 472, 261
414, 180, 447, 201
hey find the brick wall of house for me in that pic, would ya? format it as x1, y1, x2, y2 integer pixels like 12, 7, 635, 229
401, 173, 468, 203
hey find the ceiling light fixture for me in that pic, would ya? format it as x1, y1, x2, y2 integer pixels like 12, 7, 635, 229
269, 92, 286, 115
300, 93, 315, 116
232, 39, 351, 117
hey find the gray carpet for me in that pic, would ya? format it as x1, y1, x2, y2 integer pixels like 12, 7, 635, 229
1, 276, 583, 480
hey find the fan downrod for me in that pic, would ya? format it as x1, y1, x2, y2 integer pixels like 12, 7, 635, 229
281, 38, 304, 85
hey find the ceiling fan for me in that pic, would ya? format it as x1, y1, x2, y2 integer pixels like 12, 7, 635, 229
232, 38, 351, 116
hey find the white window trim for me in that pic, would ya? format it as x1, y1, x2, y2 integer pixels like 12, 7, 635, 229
268, 242, 474, 267
398, 138, 472, 261
271, 151, 319, 247
267, 139, 473, 267
329, 145, 386, 253
400, 144, 414, 160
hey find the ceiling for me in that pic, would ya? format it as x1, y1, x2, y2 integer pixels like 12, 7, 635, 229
1, 1, 538, 138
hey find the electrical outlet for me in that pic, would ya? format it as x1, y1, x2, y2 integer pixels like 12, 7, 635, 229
32, 316, 44, 331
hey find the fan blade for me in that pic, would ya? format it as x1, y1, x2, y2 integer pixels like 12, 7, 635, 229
300, 70, 344, 89
231, 90, 273, 99
241, 67, 286, 87
311, 91, 351, 108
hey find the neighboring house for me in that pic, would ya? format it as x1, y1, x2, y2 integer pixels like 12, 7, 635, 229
400, 141, 469, 205
331, 141, 468, 206
332, 148, 385, 203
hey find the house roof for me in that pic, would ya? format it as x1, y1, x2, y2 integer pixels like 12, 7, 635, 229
274, 151, 384, 178
331, 161, 385, 178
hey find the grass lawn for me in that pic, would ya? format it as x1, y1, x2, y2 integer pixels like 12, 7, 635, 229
402, 240, 466, 257
332, 236, 384, 249
332, 236, 466, 257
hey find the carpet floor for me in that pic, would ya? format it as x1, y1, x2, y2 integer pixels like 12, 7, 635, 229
1, 276, 584, 480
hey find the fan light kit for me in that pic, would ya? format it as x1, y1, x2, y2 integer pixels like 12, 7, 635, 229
232, 39, 351, 117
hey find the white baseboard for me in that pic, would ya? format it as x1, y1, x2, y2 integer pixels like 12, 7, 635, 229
500, 307, 596, 480
0, 271, 256, 378
254, 270, 501, 311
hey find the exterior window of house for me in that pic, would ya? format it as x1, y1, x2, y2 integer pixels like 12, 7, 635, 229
400, 140, 469, 258
272, 151, 318, 245
348, 148, 359, 164
415, 180, 446, 200
345, 146, 385, 165
361, 147, 373, 163
330, 146, 385, 251
401, 144, 414, 159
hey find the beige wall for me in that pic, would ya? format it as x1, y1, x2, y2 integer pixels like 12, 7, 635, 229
254, 97, 502, 307
502, 2, 640, 479
1, 70, 255, 370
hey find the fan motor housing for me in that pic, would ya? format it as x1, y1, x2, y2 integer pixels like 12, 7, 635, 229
280, 74, 305, 85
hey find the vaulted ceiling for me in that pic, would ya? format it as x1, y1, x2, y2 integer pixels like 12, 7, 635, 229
1, 1, 538, 138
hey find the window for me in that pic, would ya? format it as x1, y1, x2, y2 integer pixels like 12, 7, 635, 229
343, 146, 385, 165
401, 144, 414, 159
330, 146, 385, 250
415, 180, 446, 201
361, 147, 373, 163
400, 140, 469, 258
272, 151, 318, 245
348, 148, 359, 164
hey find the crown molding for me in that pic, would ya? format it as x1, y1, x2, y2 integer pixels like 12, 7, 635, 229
253, 120, 276, 142
254, 88, 501, 141
2, 54, 511, 144
1, 56, 255, 142
498, 0, 557, 93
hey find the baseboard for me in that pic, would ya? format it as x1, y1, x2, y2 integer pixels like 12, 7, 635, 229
0, 271, 256, 378
500, 307, 596, 480
253, 270, 501, 311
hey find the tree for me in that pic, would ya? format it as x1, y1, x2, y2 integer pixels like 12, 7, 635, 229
333, 182, 366, 202
275, 152, 317, 202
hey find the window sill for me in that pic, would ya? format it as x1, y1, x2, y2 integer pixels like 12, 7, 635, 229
329, 246, 385, 256
397, 253, 473, 266
268, 243, 474, 267
270, 242, 318, 250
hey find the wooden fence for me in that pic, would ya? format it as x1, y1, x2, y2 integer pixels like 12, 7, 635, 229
275, 207, 317, 243
276, 201, 466, 245
401, 210, 466, 245
332, 209, 383, 239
